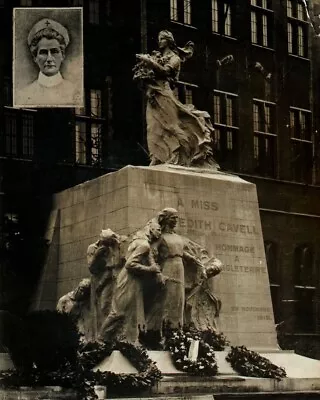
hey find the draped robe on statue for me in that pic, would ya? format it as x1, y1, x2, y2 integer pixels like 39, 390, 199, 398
87, 241, 123, 341
99, 237, 160, 343
144, 53, 218, 168
146, 235, 222, 332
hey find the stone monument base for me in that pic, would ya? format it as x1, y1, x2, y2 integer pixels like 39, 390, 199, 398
40, 165, 279, 348
155, 351, 320, 396
92, 350, 320, 397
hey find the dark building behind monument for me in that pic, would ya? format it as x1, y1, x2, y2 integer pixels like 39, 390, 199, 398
0, 0, 320, 343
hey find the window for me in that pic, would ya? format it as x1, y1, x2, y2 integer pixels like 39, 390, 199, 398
290, 107, 311, 141
253, 100, 275, 133
90, 89, 102, 117
213, 90, 239, 168
288, 22, 293, 53
4, 112, 17, 157
1, 110, 35, 159
170, 0, 192, 25
287, 0, 307, 20
174, 81, 197, 105
294, 245, 316, 332
89, 0, 99, 24
253, 99, 276, 177
75, 88, 104, 165
290, 107, 312, 182
265, 241, 281, 324
212, 0, 233, 36
287, 0, 293, 17
251, 0, 273, 48
22, 114, 34, 158
287, 0, 308, 57
75, 121, 87, 165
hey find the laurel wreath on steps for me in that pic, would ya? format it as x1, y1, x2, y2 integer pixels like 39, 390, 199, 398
164, 327, 286, 380
165, 328, 219, 376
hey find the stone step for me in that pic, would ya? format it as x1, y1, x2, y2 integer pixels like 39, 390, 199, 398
0, 388, 76, 400
152, 375, 320, 396
214, 393, 320, 399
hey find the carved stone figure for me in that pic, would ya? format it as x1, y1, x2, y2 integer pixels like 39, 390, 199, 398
87, 229, 126, 341
56, 278, 91, 340
133, 30, 219, 169
98, 219, 163, 344
183, 240, 222, 331
146, 208, 222, 334
57, 210, 223, 344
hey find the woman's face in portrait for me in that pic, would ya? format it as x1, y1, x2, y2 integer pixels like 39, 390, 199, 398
34, 37, 65, 77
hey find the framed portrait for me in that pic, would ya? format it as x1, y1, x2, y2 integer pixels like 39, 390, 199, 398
13, 7, 83, 108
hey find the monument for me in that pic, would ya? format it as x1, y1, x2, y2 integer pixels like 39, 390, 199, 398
35, 29, 278, 350
50, 166, 276, 349
31, 29, 320, 396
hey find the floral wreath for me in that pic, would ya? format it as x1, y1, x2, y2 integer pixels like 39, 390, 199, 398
226, 345, 286, 380
165, 326, 286, 381
76, 340, 162, 397
165, 328, 218, 376
0, 340, 162, 400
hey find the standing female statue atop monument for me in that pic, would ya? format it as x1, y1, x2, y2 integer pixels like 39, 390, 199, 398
133, 30, 219, 169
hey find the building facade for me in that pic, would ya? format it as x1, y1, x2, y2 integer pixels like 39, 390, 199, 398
0, 0, 320, 339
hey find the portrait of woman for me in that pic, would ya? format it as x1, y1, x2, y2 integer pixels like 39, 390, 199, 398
13, 7, 83, 108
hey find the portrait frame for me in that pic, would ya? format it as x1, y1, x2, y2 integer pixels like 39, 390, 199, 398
13, 7, 84, 108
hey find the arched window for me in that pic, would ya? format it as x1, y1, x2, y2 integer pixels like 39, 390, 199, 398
294, 245, 315, 332
264, 241, 280, 323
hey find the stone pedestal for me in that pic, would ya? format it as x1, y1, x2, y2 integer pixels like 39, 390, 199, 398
38, 165, 278, 348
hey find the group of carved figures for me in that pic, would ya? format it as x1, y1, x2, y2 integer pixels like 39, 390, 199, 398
57, 208, 223, 344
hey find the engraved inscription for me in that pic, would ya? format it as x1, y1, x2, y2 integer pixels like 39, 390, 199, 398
222, 265, 266, 273
191, 199, 219, 211
231, 306, 273, 321
178, 217, 212, 231
219, 222, 258, 235
231, 306, 272, 312
216, 244, 255, 253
